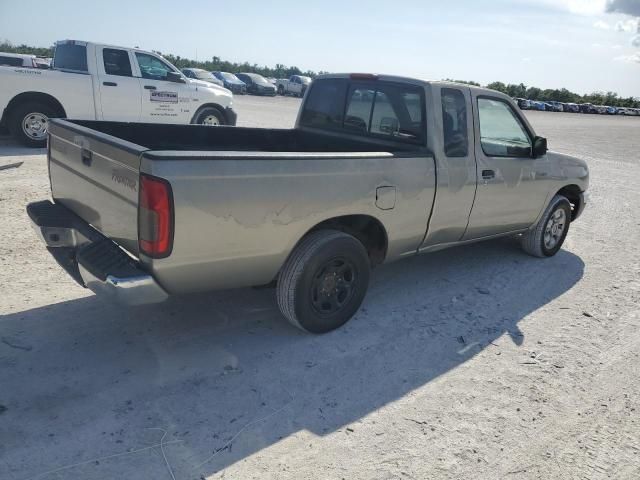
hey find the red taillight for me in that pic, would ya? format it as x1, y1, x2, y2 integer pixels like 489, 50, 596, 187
349, 73, 378, 81
139, 174, 173, 258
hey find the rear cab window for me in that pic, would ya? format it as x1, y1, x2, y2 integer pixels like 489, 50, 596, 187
53, 43, 88, 73
300, 78, 426, 145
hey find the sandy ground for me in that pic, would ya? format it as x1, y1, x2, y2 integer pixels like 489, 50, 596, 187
1, 97, 639, 480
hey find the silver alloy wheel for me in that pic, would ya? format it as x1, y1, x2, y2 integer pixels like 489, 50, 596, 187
543, 208, 566, 249
201, 114, 221, 126
22, 112, 48, 140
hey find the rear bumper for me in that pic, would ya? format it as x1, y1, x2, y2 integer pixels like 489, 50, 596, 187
27, 200, 168, 306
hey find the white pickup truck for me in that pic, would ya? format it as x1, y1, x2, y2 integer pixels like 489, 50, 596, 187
0, 40, 236, 147
276, 75, 312, 97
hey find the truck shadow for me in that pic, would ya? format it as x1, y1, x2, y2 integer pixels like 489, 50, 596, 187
0, 237, 583, 479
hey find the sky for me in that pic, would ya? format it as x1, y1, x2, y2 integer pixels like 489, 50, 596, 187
1, 0, 639, 97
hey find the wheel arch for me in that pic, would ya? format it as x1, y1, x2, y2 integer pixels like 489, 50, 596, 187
2, 92, 66, 124
190, 103, 227, 124
296, 214, 389, 268
556, 184, 582, 221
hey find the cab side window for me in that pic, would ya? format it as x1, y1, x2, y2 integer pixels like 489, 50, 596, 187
135, 53, 173, 81
103, 49, 132, 77
441, 88, 468, 157
478, 98, 531, 157
0, 56, 23, 67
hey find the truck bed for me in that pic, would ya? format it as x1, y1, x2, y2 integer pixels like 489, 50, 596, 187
64, 120, 423, 155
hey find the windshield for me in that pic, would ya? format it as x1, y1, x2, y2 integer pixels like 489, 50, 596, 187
248, 73, 269, 85
221, 72, 241, 82
193, 69, 215, 81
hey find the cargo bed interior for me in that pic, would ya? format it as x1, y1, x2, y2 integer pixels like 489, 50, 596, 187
67, 120, 423, 154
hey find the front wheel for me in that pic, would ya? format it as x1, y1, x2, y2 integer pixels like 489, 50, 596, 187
277, 230, 371, 333
9, 102, 57, 148
521, 195, 571, 257
194, 107, 225, 126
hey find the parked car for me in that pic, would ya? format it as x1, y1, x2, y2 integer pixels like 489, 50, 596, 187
547, 101, 564, 112
579, 103, 596, 114
530, 101, 546, 111
563, 103, 580, 113
605, 106, 618, 115
276, 75, 312, 97
211, 71, 246, 94
236, 73, 277, 96
0, 52, 50, 69
0, 40, 236, 146
617, 107, 632, 115
181, 68, 224, 87
28, 74, 589, 333
594, 105, 608, 114
515, 98, 530, 110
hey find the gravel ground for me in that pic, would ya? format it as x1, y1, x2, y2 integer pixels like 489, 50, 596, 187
1, 97, 639, 480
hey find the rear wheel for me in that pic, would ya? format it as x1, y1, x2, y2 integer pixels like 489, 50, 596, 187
194, 107, 225, 126
277, 230, 370, 333
521, 195, 571, 257
9, 102, 57, 148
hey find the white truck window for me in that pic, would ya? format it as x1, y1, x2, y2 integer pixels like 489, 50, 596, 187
478, 98, 531, 157
0, 56, 24, 67
135, 52, 174, 81
103, 49, 132, 77
53, 43, 88, 72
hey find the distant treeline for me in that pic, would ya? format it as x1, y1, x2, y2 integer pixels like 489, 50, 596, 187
444, 79, 640, 108
2, 41, 638, 108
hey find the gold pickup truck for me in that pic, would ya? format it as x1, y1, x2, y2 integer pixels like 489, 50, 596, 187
27, 73, 589, 333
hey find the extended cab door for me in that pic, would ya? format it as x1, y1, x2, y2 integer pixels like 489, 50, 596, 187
463, 94, 549, 239
132, 52, 193, 124
96, 47, 141, 121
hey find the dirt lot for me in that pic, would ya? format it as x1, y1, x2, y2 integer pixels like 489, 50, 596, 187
1, 97, 639, 480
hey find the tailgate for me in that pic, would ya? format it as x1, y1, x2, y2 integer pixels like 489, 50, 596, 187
47, 119, 148, 255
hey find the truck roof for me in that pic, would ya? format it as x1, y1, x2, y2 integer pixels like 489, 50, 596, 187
55, 39, 167, 57
316, 73, 508, 98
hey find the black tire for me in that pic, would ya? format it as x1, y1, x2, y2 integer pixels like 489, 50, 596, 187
278, 85, 285, 96
193, 107, 225, 126
299, 87, 307, 98
521, 195, 571, 258
277, 230, 371, 333
9, 102, 57, 148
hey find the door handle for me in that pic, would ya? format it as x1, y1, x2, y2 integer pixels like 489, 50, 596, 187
103, 81, 117, 86
81, 148, 93, 166
144, 85, 157, 90
482, 169, 495, 180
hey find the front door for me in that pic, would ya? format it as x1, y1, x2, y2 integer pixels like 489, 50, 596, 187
463, 95, 549, 239
97, 47, 141, 121
133, 52, 193, 124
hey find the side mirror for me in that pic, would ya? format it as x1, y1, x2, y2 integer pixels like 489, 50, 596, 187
379, 117, 399, 134
167, 71, 186, 83
532, 136, 547, 157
